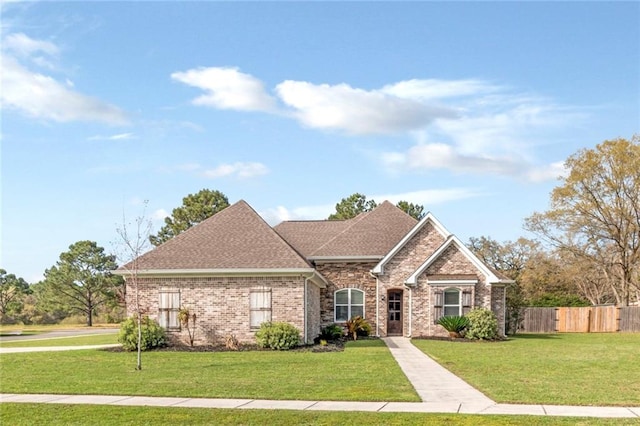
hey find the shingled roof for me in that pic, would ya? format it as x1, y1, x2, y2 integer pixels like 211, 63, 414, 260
128, 200, 312, 271
274, 201, 417, 258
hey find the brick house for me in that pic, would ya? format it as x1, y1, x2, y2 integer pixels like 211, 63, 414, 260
117, 200, 509, 345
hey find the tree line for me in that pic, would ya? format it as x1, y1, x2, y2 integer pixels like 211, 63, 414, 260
1, 136, 637, 328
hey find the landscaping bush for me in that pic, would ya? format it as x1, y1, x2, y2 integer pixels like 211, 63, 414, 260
118, 315, 166, 351
345, 316, 371, 340
320, 323, 344, 341
436, 315, 470, 338
255, 321, 300, 350
465, 308, 499, 340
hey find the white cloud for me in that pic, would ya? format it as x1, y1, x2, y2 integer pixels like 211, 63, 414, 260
152, 209, 169, 221
171, 67, 586, 181
88, 132, 136, 141
3, 32, 59, 58
259, 189, 482, 225
171, 67, 276, 112
1, 33, 130, 125
275, 81, 455, 135
371, 188, 486, 206
202, 162, 269, 179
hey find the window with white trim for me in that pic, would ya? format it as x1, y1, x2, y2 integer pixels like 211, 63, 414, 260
443, 288, 461, 316
250, 287, 272, 329
334, 288, 364, 322
159, 289, 180, 330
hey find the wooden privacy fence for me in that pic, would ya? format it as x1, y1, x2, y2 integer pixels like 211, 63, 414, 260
519, 306, 640, 333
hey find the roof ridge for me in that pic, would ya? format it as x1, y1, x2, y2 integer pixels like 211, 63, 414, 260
308, 207, 374, 256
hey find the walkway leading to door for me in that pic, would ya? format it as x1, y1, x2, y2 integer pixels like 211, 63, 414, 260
382, 336, 495, 413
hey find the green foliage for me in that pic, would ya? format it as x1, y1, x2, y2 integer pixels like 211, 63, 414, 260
345, 316, 371, 340
328, 193, 377, 220
0, 269, 30, 319
528, 294, 590, 307
255, 321, 300, 350
118, 315, 166, 351
395, 201, 425, 220
150, 189, 229, 246
465, 308, 499, 340
41, 241, 123, 327
320, 323, 344, 341
178, 307, 197, 346
436, 315, 470, 336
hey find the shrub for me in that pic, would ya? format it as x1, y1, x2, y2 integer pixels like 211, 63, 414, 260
465, 308, 499, 340
436, 315, 470, 337
255, 321, 300, 350
345, 316, 371, 340
320, 323, 344, 341
118, 315, 166, 351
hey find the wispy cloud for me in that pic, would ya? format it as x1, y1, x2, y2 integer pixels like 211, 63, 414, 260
88, 132, 136, 141
0, 33, 129, 125
171, 66, 586, 182
202, 162, 269, 179
259, 188, 482, 225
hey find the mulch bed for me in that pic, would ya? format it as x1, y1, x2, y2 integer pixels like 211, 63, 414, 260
103, 340, 346, 353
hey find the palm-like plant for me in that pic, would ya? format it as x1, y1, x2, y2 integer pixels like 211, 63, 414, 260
437, 315, 470, 338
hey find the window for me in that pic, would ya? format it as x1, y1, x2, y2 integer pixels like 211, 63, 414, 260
443, 288, 461, 316
334, 288, 364, 322
159, 289, 180, 330
250, 288, 272, 329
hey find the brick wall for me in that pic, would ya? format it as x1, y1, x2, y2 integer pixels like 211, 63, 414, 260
124, 275, 316, 345
315, 262, 377, 327
377, 222, 447, 337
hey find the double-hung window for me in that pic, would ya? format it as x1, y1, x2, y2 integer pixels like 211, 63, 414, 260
250, 287, 272, 329
334, 288, 364, 322
159, 289, 180, 330
443, 288, 461, 316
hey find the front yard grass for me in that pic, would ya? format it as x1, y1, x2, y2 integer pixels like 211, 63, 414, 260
413, 333, 640, 406
2, 404, 634, 426
0, 334, 118, 347
0, 339, 419, 402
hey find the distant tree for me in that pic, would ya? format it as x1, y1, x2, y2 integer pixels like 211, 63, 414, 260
327, 193, 426, 221
526, 136, 640, 306
150, 189, 229, 246
328, 193, 377, 220
0, 269, 30, 319
396, 201, 425, 220
41, 241, 122, 326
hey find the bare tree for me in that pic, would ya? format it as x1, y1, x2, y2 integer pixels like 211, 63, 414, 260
526, 137, 640, 306
115, 202, 153, 370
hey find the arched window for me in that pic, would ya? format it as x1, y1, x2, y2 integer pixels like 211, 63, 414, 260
334, 288, 364, 322
443, 288, 461, 316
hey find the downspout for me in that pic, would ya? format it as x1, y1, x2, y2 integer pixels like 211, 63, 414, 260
369, 271, 379, 337
304, 276, 308, 344
405, 284, 412, 337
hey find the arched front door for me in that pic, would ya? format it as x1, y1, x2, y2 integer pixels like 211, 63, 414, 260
387, 290, 403, 335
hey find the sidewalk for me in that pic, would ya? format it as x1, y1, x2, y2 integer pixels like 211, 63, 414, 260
1, 393, 639, 418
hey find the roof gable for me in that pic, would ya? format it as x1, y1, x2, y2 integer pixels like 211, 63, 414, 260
371, 211, 451, 274
131, 200, 312, 270
405, 235, 505, 285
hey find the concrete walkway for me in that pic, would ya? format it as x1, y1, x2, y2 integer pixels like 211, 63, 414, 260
1, 337, 639, 418
1, 393, 639, 418
382, 336, 495, 413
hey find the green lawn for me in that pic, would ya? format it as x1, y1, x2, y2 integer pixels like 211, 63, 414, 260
413, 333, 640, 406
0, 340, 419, 402
2, 404, 635, 426
0, 334, 118, 347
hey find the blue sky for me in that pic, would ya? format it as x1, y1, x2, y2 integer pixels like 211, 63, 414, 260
2, 2, 638, 283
